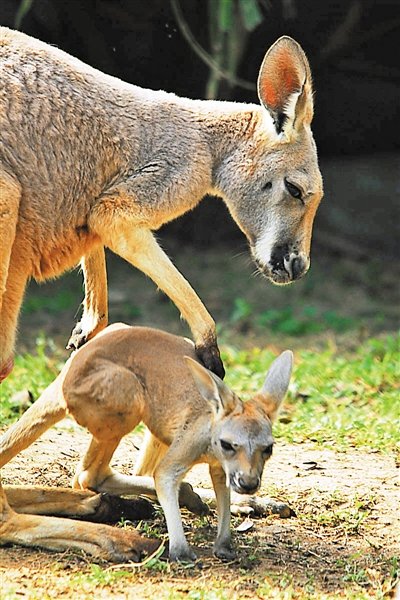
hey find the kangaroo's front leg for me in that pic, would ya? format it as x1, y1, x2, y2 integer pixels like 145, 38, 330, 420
67, 246, 108, 350
209, 464, 235, 560
89, 210, 224, 378
153, 436, 205, 562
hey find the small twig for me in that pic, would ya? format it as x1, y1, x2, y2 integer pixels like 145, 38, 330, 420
105, 541, 166, 570
306, 548, 330, 563
170, 0, 255, 92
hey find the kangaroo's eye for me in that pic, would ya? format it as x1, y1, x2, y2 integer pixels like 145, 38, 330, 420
262, 444, 273, 457
220, 440, 235, 452
262, 181, 272, 191
284, 179, 303, 201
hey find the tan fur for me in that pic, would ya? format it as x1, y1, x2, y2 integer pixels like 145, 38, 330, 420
0, 29, 322, 380
0, 324, 292, 562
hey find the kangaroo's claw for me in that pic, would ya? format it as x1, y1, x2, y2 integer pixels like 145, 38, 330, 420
66, 324, 87, 350
195, 342, 225, 380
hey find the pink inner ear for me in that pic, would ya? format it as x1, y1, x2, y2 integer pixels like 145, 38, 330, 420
260, 47, 302, 111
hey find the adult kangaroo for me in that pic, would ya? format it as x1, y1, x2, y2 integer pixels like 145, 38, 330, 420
0, 28, 323, 381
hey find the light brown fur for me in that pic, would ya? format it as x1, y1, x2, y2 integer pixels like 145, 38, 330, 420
0, 29, 322, 381
0, 323, 292, 562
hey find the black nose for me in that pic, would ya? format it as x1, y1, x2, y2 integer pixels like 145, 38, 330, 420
291, 256, 306, 280
238, 476, 260, 493
284, 254, 308, 280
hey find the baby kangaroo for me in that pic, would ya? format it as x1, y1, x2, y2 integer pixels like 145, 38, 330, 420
0, 323, 292, 562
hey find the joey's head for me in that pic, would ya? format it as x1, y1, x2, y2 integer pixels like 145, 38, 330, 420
185, 350, 293, 495
215, 37, 323, 285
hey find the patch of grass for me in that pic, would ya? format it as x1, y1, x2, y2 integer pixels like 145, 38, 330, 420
0, 336, 64, 425
72, 563, 132, 587
223, 332, 400, 453
230, 299, 358, 336
23, 290, 77, 315
299, 491, 377, 537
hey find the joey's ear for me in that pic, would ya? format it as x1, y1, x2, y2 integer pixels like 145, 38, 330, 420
258, 36, 313, 136
184, 356, 240, 415
259, 350, 293, 421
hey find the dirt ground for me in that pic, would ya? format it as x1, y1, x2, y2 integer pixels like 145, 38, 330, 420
0, 418, 398, 599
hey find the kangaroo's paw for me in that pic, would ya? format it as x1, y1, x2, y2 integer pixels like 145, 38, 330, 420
67, 323, 88, 350
230, 494, 295, 518
195, 342, 225, 380
0, 356, 14, 382
66, 317, 106, 350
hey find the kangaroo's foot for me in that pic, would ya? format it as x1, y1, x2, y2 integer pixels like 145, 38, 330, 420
230, 493, 295, 518
169, 543, 197, 564
179, 482, 209, 516
214, 541, 236, 561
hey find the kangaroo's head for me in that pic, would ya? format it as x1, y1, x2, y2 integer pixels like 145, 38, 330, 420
215, 37, 323, 285
185, 350, 293, 494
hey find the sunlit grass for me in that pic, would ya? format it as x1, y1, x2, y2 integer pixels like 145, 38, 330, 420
0, 336, 64, 424
223, 332, 400, 454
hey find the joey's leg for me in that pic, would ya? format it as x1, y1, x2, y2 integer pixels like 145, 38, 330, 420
73, 433, 206, 518
0, 174, 23, 381
134, 430, 209, 515
209, 465, 235, 560
67, 246, 108, 350
89, 212, 224, 378
154, 437, 204, 562
72, 435, 123, 491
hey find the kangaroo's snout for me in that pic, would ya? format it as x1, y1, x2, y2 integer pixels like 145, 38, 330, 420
252, 244, 310, 285
232, 473, 261, 495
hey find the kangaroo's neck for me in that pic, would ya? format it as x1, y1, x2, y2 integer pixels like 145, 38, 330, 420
190, 100, 266, 188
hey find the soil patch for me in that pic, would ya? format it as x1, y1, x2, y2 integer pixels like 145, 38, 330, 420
1, 419, 398, 598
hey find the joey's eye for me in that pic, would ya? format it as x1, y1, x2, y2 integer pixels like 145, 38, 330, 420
262, 181, 272, 191
262, 444, 273, 457
284, 179, 303, 201
220, 440, 235, 452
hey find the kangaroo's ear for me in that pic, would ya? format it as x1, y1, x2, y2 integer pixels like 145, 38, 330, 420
184, 356, 240, 416
258, 36, 313, 136
259, 350, 293, 421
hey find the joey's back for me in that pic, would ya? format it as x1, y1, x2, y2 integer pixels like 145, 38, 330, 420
63, 325, 211, 444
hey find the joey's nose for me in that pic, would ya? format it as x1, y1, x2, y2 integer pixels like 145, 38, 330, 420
238, 475, 260, 493
284, 254, 309, 281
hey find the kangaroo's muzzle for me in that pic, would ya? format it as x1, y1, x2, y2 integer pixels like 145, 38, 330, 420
252, 244, 310, 285
231, 473, 261, 495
